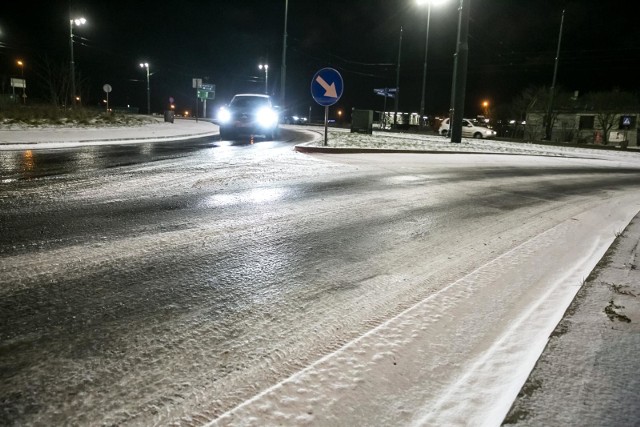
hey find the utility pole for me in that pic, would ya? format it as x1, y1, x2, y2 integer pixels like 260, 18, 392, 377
280, 0, 289, 109
545, 9, 565, 141
394, 27, 403, 127
450, 0, 470, 143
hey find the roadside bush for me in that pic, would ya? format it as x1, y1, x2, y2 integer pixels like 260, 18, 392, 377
0, 104, 151, 127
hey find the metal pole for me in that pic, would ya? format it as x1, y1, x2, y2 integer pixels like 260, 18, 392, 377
450, 0, 470, 143
280, 0, 289, 108
419, 4, 432, 122
394, 26, 403, 127
383, 88, 388, 129
265, 66, 269, 95
69, 20, 76, 106
145, 67, 150, 114
545, 9, 565, 140
324, 106, 328, 146
20, 64, 25, 104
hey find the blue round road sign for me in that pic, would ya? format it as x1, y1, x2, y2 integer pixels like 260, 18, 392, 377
311, 68, 344, 106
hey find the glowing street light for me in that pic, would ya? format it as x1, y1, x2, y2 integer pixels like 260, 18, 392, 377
69, 17, 86, 106
139, 62, 150, 114
259, 64, 269, 95
482, 100, 489, 117
416, 0, 449, 123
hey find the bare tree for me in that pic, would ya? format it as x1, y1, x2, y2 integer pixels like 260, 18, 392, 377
585, 91, 638, 145
511, 87, 542, 139
33, 56, 70, 107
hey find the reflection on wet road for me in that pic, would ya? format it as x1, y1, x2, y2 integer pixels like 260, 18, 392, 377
0, 128, 304, 181
2, 136, 640, 426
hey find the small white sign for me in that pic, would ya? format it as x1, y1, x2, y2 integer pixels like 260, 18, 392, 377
11, 78, 26, 88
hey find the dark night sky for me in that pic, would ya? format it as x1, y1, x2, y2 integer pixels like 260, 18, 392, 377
1, 1, 639, 118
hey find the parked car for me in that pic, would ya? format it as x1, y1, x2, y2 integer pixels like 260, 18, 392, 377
438, 118, 497, 139
282, 115, 308, 125
217, 94, 279, 140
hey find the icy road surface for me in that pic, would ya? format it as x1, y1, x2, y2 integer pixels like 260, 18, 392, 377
1, 138, 640, 426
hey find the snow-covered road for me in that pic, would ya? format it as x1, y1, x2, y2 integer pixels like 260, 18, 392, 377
1, 138, 640, 426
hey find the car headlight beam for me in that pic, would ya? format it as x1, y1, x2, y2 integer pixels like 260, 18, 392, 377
257, 107, 278, 128
218, 107, 231, 124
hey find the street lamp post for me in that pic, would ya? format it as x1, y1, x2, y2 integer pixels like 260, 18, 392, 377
139, 62, 150, 114
280, 0, 289, 108
17, 60, 25, 104
69, 17, 86, 106
449, 0, 470, 143
259, 64, 269, 95
416, 0, 448, 126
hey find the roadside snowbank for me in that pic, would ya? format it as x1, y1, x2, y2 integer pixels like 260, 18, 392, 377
0, 118, 218, 149
310, 128, 639, 161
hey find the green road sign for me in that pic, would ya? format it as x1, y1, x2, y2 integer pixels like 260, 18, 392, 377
197, 88, 215, 100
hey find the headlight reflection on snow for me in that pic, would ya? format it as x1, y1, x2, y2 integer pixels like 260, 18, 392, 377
381, 175, 432, 185
247, 187, 286, 204
252, 141, 278, 150
203, 187, 288, 208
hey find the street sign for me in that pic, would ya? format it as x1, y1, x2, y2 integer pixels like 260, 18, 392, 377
197, 90, 215, 100
102, 84, 112, 112
373, 88, 396, 98
192, 78, 202, 89
201, 83, 215, 91
311, 67, 343, 106
11, 78, 26, 89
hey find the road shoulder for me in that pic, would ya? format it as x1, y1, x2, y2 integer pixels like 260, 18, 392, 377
503, 213, 640, 425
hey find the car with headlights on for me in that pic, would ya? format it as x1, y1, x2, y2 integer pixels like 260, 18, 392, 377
438, 118, 497, 139
217, 94, 279, 140
283, 115, 308, 125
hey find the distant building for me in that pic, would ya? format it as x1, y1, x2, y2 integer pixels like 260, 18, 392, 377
526, 110, 639, 147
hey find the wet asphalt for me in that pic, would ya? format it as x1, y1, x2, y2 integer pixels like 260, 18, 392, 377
2, 131, 640, 426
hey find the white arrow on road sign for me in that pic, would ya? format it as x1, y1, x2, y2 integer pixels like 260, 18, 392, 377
311, 67, 343, 107
315, 75, 338, 98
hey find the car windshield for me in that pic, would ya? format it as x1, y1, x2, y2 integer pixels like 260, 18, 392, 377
231, 96, 269, 109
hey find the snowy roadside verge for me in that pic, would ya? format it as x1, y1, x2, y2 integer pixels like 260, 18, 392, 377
205, 193, 640, 426
295, 127, 640, 162
503, 213, 640, 426
0, 118, 219, 150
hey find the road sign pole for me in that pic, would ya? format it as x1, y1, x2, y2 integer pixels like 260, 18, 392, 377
311, 67, 344, 146
103, 84, 112, 113
324, 106, 329, 146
